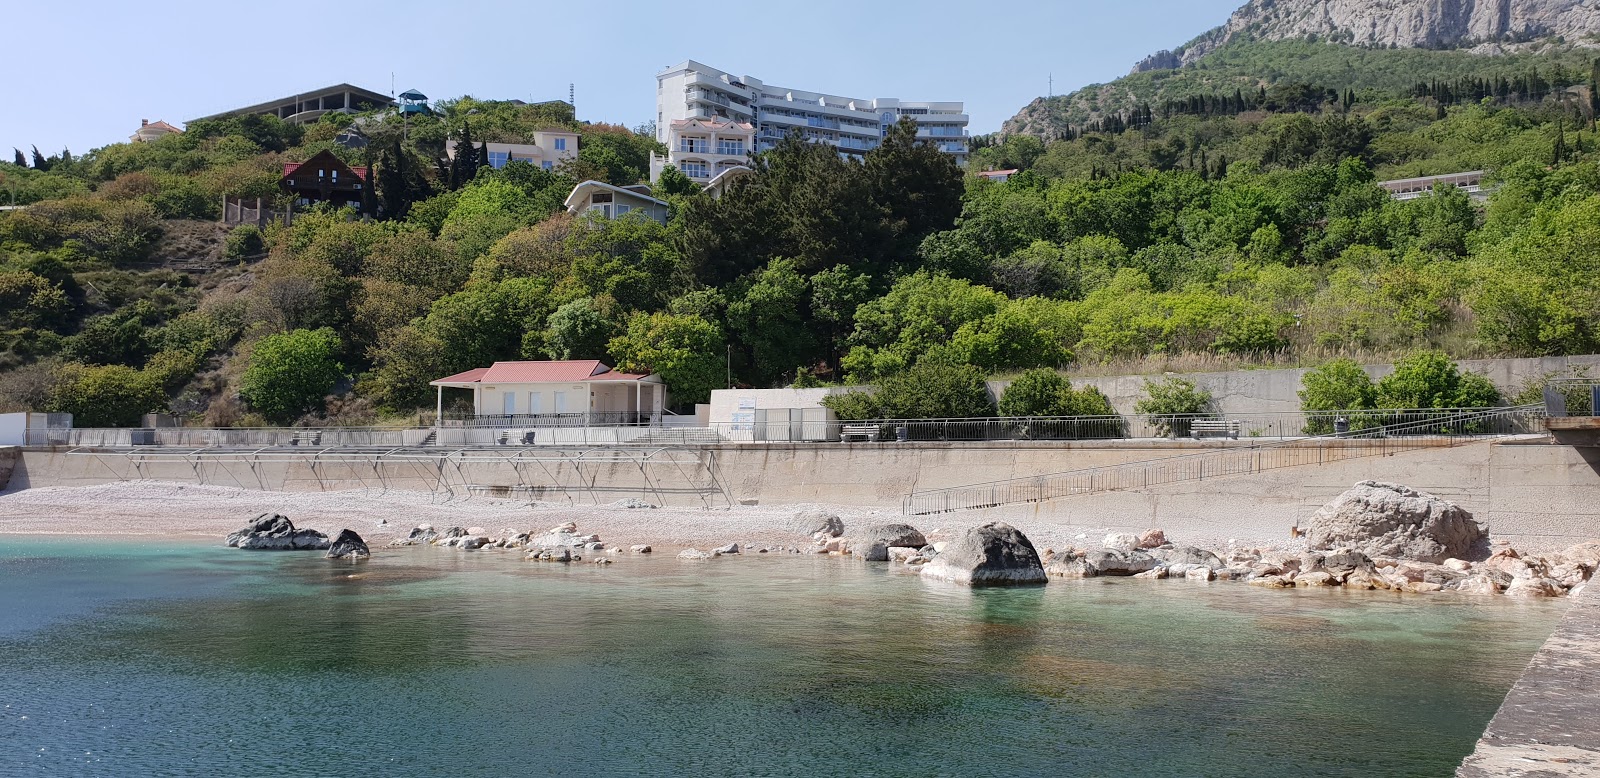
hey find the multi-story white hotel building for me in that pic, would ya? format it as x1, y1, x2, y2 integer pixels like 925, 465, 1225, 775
652, 60, 968, 183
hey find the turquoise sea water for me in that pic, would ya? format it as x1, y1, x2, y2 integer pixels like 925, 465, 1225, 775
0, 536, 1566, 777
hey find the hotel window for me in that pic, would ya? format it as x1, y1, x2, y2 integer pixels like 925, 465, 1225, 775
717, 140, 744, 155
542, 161, 553, 170
486, 151, 511, 169
554, 137, 567, 151
680, 161, 708, 178
680, 138, 709, 154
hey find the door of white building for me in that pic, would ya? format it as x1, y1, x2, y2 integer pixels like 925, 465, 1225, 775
529, 391, 543, 414
553, 391, 567, 414
503, 392, 516, 415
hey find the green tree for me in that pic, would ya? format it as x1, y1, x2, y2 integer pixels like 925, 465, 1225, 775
825, 355, 995, 421
1135, 377, 1213, 437
239, 328, 345, 422
1374, 351, 1501, 409
608, 311, 725, 407
46, 363, 166, 427
1298, 358, 1377, 433
542, 298, 614, 360
998, 369, 1074, 416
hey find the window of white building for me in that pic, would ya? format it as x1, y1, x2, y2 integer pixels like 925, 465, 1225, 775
680, 161, 708, 178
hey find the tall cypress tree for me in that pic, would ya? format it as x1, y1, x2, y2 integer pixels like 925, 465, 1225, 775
1554, 118, 1568, 165
450, 121, 479, 188
30, 145, 48, 171
12, 148, 24, 167
1589, 58, 1599, 128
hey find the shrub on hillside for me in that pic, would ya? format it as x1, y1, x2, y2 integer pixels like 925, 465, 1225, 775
1135, 377, 1213, 437
45, 362, 166, 427
239, 328, 345, 423
1298, 358, 1378, 433
1375, 351, 1501, 410
998, 368, 1122, 439
823, 356, 996, 422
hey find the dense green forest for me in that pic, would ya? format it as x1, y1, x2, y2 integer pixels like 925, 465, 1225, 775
1006, 38, 1600, 134
3, 50, 1600, 427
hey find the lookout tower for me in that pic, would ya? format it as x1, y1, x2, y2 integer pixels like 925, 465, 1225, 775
399, 89, 430, 115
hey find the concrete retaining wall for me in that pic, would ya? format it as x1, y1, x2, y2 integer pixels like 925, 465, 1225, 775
14, 438, 1600, 551
984, 355, 1600, 416
0, 447, 15, 491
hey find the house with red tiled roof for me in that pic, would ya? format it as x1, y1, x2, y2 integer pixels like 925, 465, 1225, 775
130, 119, 183, 143
429, 360, 666, 427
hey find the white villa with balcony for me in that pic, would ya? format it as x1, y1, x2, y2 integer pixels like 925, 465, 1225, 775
650, 117, 754, 183
652, 59, 968, 182
431, 360, 667, 427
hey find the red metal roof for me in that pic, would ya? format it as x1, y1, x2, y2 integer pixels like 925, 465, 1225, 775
432, 367, 491, 384
281, 163, 369, 180
432, 361, 654, 385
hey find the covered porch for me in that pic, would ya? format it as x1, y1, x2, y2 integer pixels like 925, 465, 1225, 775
430, 363, 667, 428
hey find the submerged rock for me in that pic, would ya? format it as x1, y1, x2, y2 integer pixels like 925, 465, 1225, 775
225, 513, 329, 551
678, 548, 714, 560
389, 525, 438, 547
326, 529, 370, 560
919, 522, 1046, 586
1305, 481, 1486, 563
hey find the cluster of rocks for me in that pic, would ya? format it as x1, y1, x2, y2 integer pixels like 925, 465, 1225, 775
820, 482, 1598, 597
224, 514, 368, 560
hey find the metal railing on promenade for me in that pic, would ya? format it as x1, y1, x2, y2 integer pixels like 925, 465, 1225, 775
708, 407, 1537, 444
901, 405, 1547, 516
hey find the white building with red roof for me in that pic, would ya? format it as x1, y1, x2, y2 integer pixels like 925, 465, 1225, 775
429, 360, 666, 427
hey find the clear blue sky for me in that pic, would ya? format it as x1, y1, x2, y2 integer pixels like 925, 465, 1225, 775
5, 0, 1243, 155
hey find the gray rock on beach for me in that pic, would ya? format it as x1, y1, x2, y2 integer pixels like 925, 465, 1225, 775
1044, 548, 1158, 578
920, 522, 1046, 586
792, 510, 845, 538
849, 523, 927, 562
1151, 546, 1224, 570
326, 529, 370, 560
1306, 481, 1486, 563
225, 513, 330, 551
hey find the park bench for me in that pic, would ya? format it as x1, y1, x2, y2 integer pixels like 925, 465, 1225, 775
1191, 419, 1240, 439
840, 424, 882, 443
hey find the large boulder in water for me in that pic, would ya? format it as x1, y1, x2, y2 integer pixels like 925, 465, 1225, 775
1306, 481, 1486, 563
225, 513, 329, 550
326, 529, 370, 560
920, 523, 1046, 586
848, 523, 927, 562
1044, 549, 1158, 578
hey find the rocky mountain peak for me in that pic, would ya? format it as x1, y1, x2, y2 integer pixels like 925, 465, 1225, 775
1133, 0, 1600, 73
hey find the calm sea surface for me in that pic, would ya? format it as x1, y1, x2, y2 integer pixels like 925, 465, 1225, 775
0, 536, 1567, 777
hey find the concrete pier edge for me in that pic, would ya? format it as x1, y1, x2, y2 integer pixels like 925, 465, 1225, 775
1458, 582, 1600, 776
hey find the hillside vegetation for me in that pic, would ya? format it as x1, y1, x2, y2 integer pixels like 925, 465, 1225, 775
4, 51, 1600, 426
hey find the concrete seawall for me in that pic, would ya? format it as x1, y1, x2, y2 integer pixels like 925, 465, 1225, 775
0, 447, 16, 491
1458, 580, 1600, 776
12, 437, 1600, 550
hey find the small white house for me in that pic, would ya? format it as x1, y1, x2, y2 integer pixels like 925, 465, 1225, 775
431, 360, 666, 426
565, 181, 670, 224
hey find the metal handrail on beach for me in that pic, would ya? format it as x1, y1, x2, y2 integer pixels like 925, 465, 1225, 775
900, 405, 1547, 516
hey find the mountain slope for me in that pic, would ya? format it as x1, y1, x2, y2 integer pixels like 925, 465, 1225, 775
1140, 0, 1600, 72
1003, 0, 1600, 139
